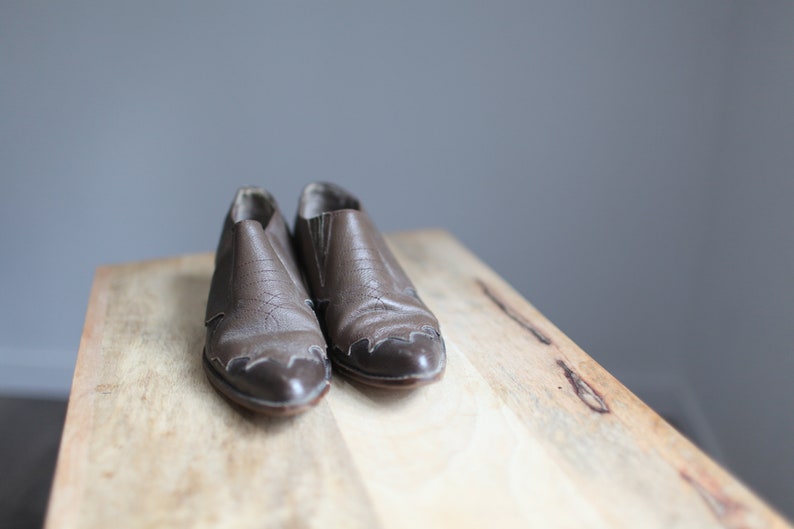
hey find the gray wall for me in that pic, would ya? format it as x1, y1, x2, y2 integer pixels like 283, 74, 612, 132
688, 1, 794, 516
1, 0, 790, 518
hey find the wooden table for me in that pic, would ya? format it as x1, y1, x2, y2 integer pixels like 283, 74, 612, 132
45, 230, 789, 529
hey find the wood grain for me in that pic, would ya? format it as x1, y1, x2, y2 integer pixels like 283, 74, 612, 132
45, 230, 790, 529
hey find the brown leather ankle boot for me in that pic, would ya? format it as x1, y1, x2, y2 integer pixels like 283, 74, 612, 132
294, 182, 446, 388
203, 187, 331, 415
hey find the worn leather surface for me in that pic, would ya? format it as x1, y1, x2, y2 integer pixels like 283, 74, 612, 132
294, 182, 445, 386
204, 187, 330, 413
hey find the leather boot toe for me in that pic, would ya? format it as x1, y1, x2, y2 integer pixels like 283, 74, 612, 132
336, 332, 446, 388
220, 350, 330, 410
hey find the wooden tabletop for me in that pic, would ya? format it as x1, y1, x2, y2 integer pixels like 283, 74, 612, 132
45, 229, 789, 529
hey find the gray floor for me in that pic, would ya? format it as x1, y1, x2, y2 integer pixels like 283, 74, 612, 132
0, 396, 67, 529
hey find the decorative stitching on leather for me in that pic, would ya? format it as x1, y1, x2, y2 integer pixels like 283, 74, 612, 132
235, 257, 276, 273
335, 246, 392, 310
234, 255, 301, 324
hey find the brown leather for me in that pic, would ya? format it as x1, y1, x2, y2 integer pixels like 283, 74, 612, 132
203, 187, 330, 415
294, 182, 446, 388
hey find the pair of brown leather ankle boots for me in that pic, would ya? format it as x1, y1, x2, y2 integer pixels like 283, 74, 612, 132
203, 183, 446, 415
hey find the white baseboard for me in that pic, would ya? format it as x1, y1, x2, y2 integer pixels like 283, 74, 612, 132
0, 347, 75, 398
